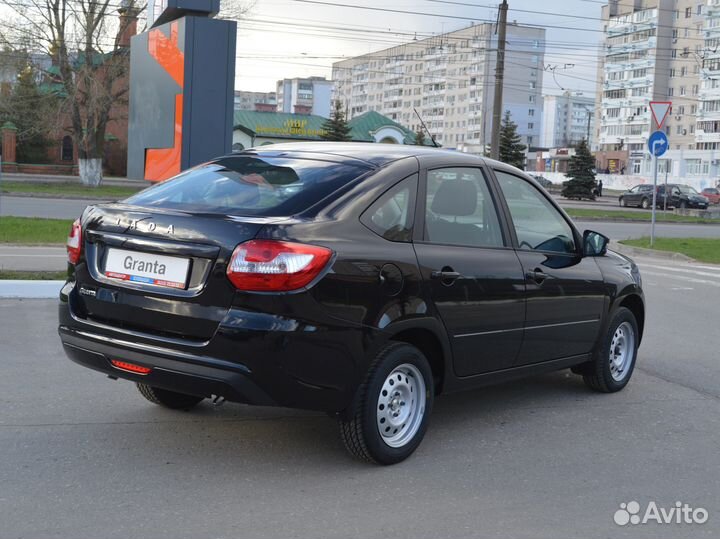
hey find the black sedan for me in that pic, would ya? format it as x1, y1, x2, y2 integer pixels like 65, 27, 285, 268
59, 143, 645, 464
618, 184, 656, 209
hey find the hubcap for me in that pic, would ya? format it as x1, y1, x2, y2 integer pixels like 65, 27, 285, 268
609, 321, 635, 381
376, 363, 426, 448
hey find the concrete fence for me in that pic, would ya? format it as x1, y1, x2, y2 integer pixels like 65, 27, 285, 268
539, 171, 718, 192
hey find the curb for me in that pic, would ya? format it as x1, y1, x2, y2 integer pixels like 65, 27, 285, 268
573, 216, 720, 225
0, 280, 64, 299
1, 192, 123, 201
610, 241, 697, 262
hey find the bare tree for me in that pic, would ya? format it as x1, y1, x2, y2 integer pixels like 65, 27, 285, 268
1, 0, 252, 185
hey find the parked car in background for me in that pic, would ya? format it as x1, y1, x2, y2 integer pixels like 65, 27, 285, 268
701, 187, 720, 204
531, 175, 553, 189
58, 143, 645, 465
657, 184, 709, 209
618, 184, 656, 209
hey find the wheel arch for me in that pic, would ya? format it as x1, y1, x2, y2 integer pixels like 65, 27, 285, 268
388, 326, 448, 394
618, 293, 645, 344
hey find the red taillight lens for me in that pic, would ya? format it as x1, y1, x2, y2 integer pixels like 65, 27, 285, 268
226, 239, 333, 292
110, 360, 152, 375
67, 218, 82, 264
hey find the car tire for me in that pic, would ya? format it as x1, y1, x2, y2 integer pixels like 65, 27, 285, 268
136, 383, 205, 410
641, 197, 650, 209
338, 342, 434, 465
582, 307, 639, 393
680, 200, 688, 209
619, 197, 625, 207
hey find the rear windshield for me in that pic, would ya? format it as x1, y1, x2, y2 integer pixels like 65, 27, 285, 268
124, 156, 373, 216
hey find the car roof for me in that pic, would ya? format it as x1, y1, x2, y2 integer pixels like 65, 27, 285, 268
231, 141, 500, 168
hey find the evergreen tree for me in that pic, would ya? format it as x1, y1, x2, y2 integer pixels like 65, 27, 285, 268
498, 110, 526, 169
561, 138, 597, 200
0, 64, 53, 163
414, 129, 427, 146
320, 100, 352, 141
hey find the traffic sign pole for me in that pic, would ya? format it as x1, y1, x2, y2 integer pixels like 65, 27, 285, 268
651, 141, 658, 247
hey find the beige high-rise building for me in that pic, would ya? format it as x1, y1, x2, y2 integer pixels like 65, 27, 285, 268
332, 23, 546, 154
595, 0, 720, 183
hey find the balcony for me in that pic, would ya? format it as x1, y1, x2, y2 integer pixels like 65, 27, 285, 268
605, 37, 657, 56
607, 20, 657, 38
695, 129, 720, 142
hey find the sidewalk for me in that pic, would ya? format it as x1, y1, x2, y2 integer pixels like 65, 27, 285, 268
0, 171, 148, 188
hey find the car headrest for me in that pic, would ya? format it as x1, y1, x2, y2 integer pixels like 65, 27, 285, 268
431, 180, 477, 216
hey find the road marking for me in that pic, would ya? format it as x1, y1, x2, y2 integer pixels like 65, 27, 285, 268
671, 287, 694, 291
641, 264, 720, 279
640, 269, 720, 287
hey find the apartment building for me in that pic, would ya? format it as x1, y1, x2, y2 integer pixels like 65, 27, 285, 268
332, 23, 546, 153
542, 92, 596, 148
276, 77, 333, 117
595, 0, 720, 183
234, 90, 277, 111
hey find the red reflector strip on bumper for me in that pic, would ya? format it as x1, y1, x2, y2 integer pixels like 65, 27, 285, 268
110, 360, 152, 375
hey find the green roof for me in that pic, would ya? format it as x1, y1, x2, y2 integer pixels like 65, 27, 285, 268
347, 110, 419, 145
233, 109, 435, 145
233, 110, 328, 140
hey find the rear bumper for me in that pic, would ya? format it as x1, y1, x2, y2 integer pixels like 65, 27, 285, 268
58, 281, 369, 412
59, 326, 275, 405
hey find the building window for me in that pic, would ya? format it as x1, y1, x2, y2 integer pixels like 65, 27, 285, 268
529, 95, 536, 103
697, 4, 703, 15
528, 122, 534, 129
61, 136, 73, 161
528, 108, 535, 116
685, 7, 691, 17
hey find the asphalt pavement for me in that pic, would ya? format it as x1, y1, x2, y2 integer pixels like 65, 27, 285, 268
0, 246, 67, 271
0, 256, 718, 539
0, 195, 93, 219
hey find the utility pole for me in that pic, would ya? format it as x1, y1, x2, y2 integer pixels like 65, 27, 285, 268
490, 0, 508, 160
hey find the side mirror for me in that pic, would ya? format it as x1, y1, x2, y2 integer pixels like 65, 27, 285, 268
583, 230, 609, 257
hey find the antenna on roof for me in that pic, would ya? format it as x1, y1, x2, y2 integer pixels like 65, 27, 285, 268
413, 108, 438, 148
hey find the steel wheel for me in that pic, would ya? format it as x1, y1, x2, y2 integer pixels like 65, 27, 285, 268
609, 321, 635, 382
375, 363, 426, 448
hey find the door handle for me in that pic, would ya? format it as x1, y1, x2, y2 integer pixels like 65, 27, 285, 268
431, 268, 460, 283
526, 269, 547, 284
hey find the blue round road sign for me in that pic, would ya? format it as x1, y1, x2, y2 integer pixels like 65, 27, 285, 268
648, 130, 668, 157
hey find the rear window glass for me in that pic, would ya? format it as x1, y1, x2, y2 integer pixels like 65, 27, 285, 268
124, 156, 372, 216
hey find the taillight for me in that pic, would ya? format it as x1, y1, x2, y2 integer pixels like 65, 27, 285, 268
226, 239, 333, 292
67, 218, 82, 264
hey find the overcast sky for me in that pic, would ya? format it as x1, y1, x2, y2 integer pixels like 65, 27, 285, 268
235, 0, 604, 96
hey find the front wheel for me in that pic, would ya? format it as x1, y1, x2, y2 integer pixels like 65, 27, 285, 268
339, 343, 434, 465
619, 197, 625, 207
582, 307, 639, 393
641, 197, 650, 209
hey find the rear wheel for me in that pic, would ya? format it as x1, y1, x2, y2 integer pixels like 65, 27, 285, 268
339, 342, 434, 465
619, 197, 626, 207
582, 307, 639, 393
136, 383, 205, 410
641, 197, 650, 209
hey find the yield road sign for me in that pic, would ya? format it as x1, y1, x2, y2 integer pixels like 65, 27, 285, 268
650, 101, 672, 129
648, 130, 668, 157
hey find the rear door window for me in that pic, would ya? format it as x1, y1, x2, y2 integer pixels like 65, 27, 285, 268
125, 156, 372, 216
423, 167, 504, 248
